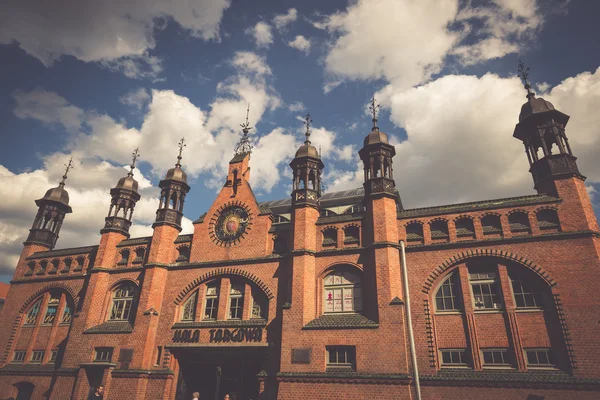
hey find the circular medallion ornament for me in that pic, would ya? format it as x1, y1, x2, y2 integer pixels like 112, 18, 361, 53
210, 203, 252, 246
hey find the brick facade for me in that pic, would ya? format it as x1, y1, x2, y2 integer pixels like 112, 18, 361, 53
1, 94, 600, 400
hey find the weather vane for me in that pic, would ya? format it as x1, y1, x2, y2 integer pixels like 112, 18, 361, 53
59, 157, 74, 186
517, 59, 535, 99
176, 138, 186, 167
235, 104, 253, 155
303, 112, 312, 144
129, 148, 140, 175
240, 104, 252, 133
368, 96, 380, 129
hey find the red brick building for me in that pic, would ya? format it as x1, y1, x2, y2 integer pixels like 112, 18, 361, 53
1, 88, 600, 400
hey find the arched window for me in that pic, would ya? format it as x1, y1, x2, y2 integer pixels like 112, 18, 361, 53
508, 212, 531, 234
133, 247, 145, 264
468, 266, 502, 310
406, 222, 424, 243
455, 217, 475, 239
430, 220, 449, 241
343, 226, 360, 245
42, 293, 61, 325
435, 272, 461, 312
24, 299, 42, 326
536, 209, 560, 232
322, 228, 337, 247
176, 246, 190, 262
118, 249, 130, 266
324, 270, 362, 313
228, 282, 245, 319
509, 270, 545, 308
181, 291, 197, 321
109, 284, 136, 321
203, 282, 219, 320
61, 300, 73, 324
481, 214, 502, 236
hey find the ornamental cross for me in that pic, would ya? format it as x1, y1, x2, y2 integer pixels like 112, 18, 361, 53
235, 104, 253, 155
368, 96, 380, 129
176, 138, 186, 167
303, 112, 312, 143
517, 59, 535, 98
60, 157, 74, 186
129, 148, 140, 175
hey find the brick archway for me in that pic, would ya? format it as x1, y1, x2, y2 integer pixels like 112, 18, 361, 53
174, 267, 274, 305
421, 248, 556, 294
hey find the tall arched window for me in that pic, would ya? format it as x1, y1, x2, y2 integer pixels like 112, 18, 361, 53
324, 270, 362, 313
181, 291, 197, 321
109, 283, 136, 321
24, 299, 42, 326
435, 271, 461, 312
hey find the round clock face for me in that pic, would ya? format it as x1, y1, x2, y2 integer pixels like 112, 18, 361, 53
210, 204, 252, 246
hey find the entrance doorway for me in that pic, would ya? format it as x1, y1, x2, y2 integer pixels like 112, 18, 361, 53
174, 347, 265, 400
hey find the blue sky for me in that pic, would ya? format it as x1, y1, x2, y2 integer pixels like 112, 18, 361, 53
1, 0, 600, 282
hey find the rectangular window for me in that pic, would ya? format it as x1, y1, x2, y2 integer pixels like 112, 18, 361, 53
110, 298, 132, 320
440, 349, 469, 367
203, 284, 219, 320
12, 351, 26, 363
49, 350, 58, 364
94, 347, 113, 362
228, 284, 244, 320
469, 269, 502, 310
511, 274, 543, 308
526, 349, 555, 368
326, 346, 356, 370
30, 350, 44, 363
482, 349, 511, 367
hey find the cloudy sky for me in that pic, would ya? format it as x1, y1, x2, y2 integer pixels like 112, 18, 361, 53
1, 0, 600, 282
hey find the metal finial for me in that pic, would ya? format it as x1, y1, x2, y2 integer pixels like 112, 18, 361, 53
235, 105, 253, 155
368, 96, 380, 130
240, 104, 252, 133
303, 112, 312, 144
59, 157, 74, 186
176, 138, 186, 167
518, 59, 535, 99
129, 148, 140, 176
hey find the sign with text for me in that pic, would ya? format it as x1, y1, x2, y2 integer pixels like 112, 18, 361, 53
172, 327, 263, 344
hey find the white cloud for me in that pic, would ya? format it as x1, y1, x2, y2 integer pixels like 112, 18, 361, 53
13, 88, 84, 133
230, 51, 272, 76
248, 21, 274, 48
288, 101, 305, 112
273, 8, 298, 30
317, 0, 544, 92
288, 35, 311, 54
0, 0, 231, 78
119, 88, 151, 111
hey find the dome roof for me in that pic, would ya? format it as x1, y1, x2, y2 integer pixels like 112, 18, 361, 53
165, 165, 188, 183
115, 174, 139, 192
364, 128, 389, 146
41, 184, 70, 206
519, 96, 556, 122
295, 142, 319, 158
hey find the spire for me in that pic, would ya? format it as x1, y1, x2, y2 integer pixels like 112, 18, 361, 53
303, 112, 312, 145
235, 104, 253, 155
518, 59, 535, 100
369, 96, 380, 130
176, 138, 186, 168
59, 157, 74, 187
129, 148, 140, 176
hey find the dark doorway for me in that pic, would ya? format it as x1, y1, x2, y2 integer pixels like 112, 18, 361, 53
174, 347, 265, 400
14, 382, 34, 400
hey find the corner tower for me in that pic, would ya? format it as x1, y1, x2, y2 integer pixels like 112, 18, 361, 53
288, 113, 323, 325
25, 158, 74, 250
513, 61, 598, 231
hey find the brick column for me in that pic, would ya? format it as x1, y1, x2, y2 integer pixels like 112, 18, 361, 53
498, 264, 526, 371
